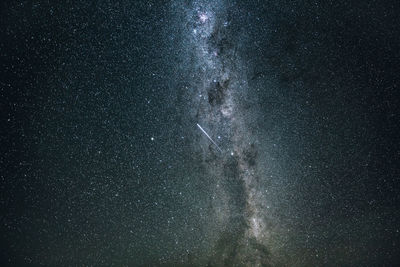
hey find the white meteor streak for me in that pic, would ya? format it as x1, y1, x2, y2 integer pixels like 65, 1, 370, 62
197, 123, 222, 152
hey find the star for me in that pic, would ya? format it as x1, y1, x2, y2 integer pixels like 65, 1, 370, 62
199, 13, 208, 23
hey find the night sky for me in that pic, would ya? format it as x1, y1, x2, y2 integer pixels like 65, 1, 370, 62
1, 0, 400, 266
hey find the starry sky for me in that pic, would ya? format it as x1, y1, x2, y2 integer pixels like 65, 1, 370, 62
1, 0, 400, 266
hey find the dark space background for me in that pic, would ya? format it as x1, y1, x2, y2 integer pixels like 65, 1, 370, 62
1, 0, 400, 266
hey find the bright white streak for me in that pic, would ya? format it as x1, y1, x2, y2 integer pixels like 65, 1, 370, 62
197, 123, 222, 152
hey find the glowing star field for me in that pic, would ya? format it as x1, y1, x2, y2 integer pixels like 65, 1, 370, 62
1, 0, 400, 266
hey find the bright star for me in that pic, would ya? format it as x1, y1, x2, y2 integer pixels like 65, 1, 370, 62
199, 13, 208, 23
